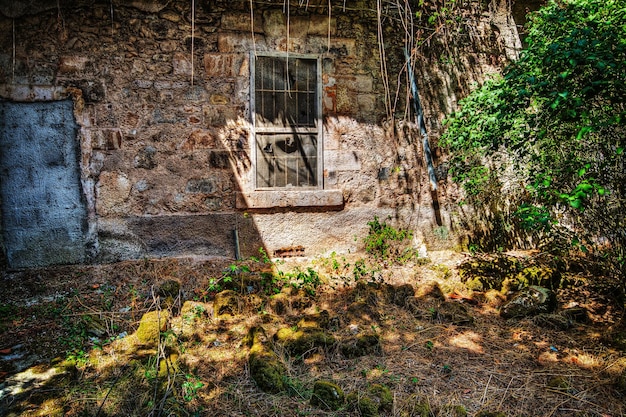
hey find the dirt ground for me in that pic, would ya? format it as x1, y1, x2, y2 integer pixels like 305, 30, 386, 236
0, 250, 625, 417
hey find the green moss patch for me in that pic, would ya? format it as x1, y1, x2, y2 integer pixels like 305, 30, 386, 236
310, 380, 345, 411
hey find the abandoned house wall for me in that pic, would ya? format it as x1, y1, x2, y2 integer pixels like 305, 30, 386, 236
0, 0, 521, 268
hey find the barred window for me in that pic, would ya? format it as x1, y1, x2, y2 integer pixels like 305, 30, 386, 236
251, 53, 322, 189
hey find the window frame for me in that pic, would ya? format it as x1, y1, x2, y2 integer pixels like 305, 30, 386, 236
250, 51, 324, 191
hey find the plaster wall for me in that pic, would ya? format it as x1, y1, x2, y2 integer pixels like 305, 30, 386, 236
0, 0, 521, 266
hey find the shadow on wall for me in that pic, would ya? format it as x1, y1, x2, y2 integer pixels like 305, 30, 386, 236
0, 98, 268, 269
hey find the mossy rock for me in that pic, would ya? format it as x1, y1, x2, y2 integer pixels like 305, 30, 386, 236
347, 393, 379, 417
135, 310, 169, 346
367, 383, 393, 411
268, 292, 290, 315
435, 302, 474, 325
415, 281, 445, 300
346, 300, 381, 323
157, 279, 181, 298
213, 290, 240, 318
248, 344, 287, 393
243, 326, 269, 348
340, 333, 382, 358
532, 313, 572, 330
310, 380, 345, 411
383, 283, 415, 307
274, 327, 336, 356
158, 353, 179, 378
500, 286, 557, 319
297, 310, 331, 329
502, 266, 561, 294
518, 266, 561, 289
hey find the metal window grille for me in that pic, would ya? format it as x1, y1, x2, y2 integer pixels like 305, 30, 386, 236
251, 53, 322, 189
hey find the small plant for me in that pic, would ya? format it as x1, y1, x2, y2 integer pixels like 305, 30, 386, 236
182, 374, 204, 402
364, 217, 416, 263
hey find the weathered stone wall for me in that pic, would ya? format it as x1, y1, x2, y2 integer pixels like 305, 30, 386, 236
0, 0, 520, 266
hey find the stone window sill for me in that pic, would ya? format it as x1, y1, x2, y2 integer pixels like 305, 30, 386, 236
236, 189, 344, 209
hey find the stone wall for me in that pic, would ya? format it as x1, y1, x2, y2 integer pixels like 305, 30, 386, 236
0, 0, 521, 267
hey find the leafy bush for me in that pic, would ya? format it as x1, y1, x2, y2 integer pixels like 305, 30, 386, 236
441, 0, 625, 275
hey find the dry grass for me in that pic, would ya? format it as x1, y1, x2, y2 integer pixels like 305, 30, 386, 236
0, 251, 625, 416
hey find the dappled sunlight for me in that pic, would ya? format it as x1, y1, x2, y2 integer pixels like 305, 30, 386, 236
448, 331, 484, 354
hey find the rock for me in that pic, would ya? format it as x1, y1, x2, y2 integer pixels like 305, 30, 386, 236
532, 313, 572, 330
347, 384, 392, 417
435, 302, 474, 325
248, 344, 286, 393
213, 290, 240, 318
415, 281, 445, 300
246, 326, 287, 394
135, 310, 169, 345
340, 333, 381, 358
297, 310, 331, 329
384, 283, 415, 307
500, 286, 557, 319
274, 327, 335, 356
157, 279, 181, 298
310, 380, 345, 411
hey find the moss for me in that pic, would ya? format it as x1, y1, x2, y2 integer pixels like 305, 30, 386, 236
547, 376, 570, 390
367, 383, 393, 411
248, 344, 287, 393
297, 310, 330, 329
275, 327, 336, 356
475, 412, 506, 417
157, 279, 181, 298
310, 380, 345, 411
340, 333, 381, 358
135, 310, 169, 346
268, 292, 289, 315
412, 402, 432, 417
213, 290, 240, 318
347, 392, 379, 417
156, 353, 179, 378
517, 266, 560, 289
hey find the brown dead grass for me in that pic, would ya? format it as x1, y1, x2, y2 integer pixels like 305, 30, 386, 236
0, 251, 625, 417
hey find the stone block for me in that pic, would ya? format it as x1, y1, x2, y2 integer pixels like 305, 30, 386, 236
335, 85, 356, 114
58, 55, 89, 73
308, 15, 337, 36
204, 53, 243, 77
217, 32, 265, 53
92, 129, 122, 150
236, 189, 344, 209
178, 129, 217, 151
173, 52, 191, 74
357, 94, 377, 114
186, 178, 218, 194
263, 9, 286, 37
221, 12, 263, 33
96, 171, 132, 216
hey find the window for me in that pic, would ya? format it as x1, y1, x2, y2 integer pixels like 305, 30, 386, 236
251, 53, 322, 189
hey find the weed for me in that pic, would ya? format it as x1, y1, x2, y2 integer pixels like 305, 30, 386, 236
364, 217, 418, 263
182, 374, 204, 401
